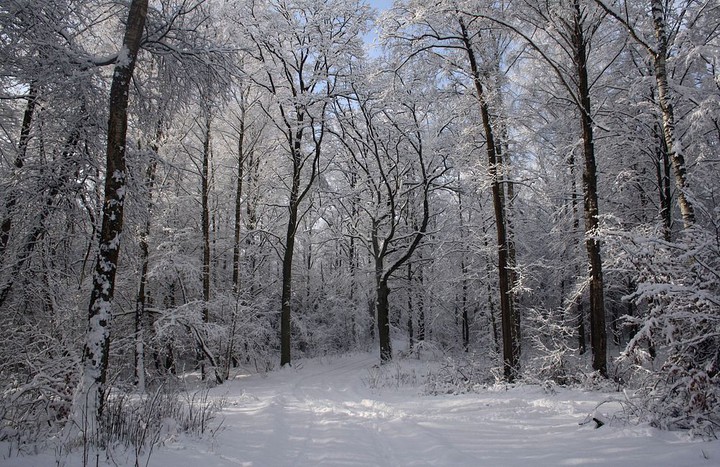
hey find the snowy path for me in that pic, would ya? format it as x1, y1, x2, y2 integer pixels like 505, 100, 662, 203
154, 353, 718, 467
3, 353, 718, 466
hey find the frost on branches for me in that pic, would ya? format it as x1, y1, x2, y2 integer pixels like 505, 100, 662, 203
611, 225, 719, 437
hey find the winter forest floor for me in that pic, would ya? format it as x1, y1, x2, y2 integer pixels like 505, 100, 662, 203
3, 352, 720, 467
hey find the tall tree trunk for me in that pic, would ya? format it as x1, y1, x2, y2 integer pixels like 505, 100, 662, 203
73, 0, 148, 435
481, 215, 500, 354
280, 117, 304, 367
200, 113, 222, 384
568, 149, 587, 355
573, 0, 607, 377
458, 191, 470, 352
498, 139, 520, 362
227, 97, 246, 380
349, 169, 359, 344
246, 144, 259, 295
134, 153, 157, 393
233, 96, 246, 295
461, 258, 470, 352
416, 261, 425, 342
593, 0, 695, 228
459, 17, 517, 381
407, 263, 414, 350
655, 122, 673, 242
375, 261, 392, 362
650, 0, 694, 228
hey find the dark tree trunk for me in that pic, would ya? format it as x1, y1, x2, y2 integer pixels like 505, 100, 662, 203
75, 0, 148, 429
233, 99, 246, 294
568, 149, 587, 355
654, 123, 673, 241
417, 262, 426, 342
407, 263, 414, 350
572, 0, 607, 377
280, 116, 304, 367
201, 113, 211, 379
199, 113, 222, 384
372, 219, 392, 362
461, 259, 470, 352
349, 170, 359, 344
227, 96, 247, 380
459, 17, 517, 381
135, 153, 158, 393
376, 276, 392, 362
458, 192, 470, 352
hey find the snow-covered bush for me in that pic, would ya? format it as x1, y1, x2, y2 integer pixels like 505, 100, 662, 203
423, 353, 492, 395
57, 385, 225, 467
363, 360, 422, 390
523, 307, 581, 386
99, 386, 223, 448
151, 295, 277, 381
0, 313, 80, 451
609, 225, 720, 437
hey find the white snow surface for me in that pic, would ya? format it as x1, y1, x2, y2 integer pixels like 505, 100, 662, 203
3, 352, 719, 466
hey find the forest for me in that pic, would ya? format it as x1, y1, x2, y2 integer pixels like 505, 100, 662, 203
0, 0, 719, 459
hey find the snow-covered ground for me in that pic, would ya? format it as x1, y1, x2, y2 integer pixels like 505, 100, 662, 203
3, 352, 719, 466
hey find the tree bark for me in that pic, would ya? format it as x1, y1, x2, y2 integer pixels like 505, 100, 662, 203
654, 123, 673, 241
135, 154, 157, 393
592, 0, 695, 228
459, 17, 517, 381
407, 263, 414, 350
568, 148, 587, 355
233, 95, 246, 294
458, 191, 470, 352
572, 0, 607, 377
280, 114, 305, 367
74, 0, 148, 433
650, 0, 694, 228
200, 112, 222, 384
376, 275, 392, 361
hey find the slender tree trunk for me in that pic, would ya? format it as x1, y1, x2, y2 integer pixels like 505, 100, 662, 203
650, 0, 694, 228
593, 0, 695, 227
200, 113, 222, 384
227, 98, 246, 380
407, 263, 414, 350
461, 259, 470, 352
280, 119, 304, 367
568, 149, 587, 354
573, 0, 607, 377
246, 146, 259, 295
233, 98, 246, 294
417, 262, 425, 342
73, 0, 148, 434
654, 123, 673, 241
201, 113, 211, 380
458, 191, 470, 352
459, 17, 516, 381
376, 276, 392, 361
482, 213, 500, 354
498, 142, 520, 362
349, 170, 358, 344
135, 154, 157, 393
